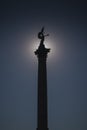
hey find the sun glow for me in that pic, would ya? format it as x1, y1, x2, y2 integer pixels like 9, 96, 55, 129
24, 34, 61, 63
29, 38, 56, 59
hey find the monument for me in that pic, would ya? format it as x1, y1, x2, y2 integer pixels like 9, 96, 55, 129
35, 27, 50, 130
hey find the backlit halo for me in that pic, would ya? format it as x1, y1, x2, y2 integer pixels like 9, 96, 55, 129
24, 34, 61, 64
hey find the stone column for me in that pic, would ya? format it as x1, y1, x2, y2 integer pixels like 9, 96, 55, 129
35, 43, 50, 130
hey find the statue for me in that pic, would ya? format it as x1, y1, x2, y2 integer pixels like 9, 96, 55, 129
38, 27, 49, 45
35, 27, 50, 55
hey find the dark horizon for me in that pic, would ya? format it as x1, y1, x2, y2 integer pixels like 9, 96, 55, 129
1, 0, 87, 130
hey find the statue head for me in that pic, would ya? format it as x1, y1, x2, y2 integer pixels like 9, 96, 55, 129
38, 27, 49, 41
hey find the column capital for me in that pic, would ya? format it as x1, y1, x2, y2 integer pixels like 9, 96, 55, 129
34, 43, 50, 59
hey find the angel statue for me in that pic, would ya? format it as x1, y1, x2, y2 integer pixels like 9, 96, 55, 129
38, 27, 49, 45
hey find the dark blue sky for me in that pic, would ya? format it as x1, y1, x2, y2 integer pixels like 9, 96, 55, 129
1, 0, 87, 130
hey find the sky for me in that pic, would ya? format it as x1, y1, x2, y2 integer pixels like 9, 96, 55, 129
0, 0, 87, 130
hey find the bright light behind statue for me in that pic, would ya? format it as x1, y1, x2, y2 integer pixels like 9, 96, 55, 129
28, 38, 57, 61
24, 38, 61, 64
24, 28, 61, 63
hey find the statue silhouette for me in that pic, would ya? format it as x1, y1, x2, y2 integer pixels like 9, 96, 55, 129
35, 27, 50, 55
38, 27, 49, 45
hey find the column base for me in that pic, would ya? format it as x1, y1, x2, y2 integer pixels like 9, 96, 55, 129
36, 128, 49, 130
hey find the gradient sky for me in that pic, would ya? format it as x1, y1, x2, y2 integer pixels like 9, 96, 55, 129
1, 0, 87, 130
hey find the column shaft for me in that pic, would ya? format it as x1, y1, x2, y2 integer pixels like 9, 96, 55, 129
37, 58, 48, 130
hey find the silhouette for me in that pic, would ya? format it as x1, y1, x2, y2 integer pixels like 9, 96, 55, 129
35, 27, 50, 55
38, 27, 49, 44
35, 27, 50, 130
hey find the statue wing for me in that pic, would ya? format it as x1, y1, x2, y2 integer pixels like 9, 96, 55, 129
41, 27, 44, 33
